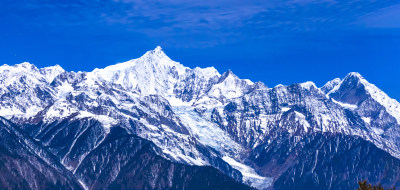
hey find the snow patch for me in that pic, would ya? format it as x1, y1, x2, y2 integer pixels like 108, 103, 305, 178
77, 111, 118, 130
40, 65, 65, 83
331, 99, 358, 110
78, 179, 89, 190
167, 96, 193, 107
222, 156, 273, 190
294, 111, 311, 132
371, 127, 384, 135
300, 81, 316, 89
362, 117, 371, 124
321, 78, 341, 93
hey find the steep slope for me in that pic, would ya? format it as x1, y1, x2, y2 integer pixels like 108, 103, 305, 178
0, 62, 55, 119
251, 133, 400, 190
1, 115, 252, 190
74, 126, 252, 190
207, 70, 253, 100
329, 72, 400, 126
0, 117, 82, 190
321, 78, 341, 94
328, 72, 400, 156
89, 46, 187, 95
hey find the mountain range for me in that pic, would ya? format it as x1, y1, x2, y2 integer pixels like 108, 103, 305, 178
0, 46, 399, 189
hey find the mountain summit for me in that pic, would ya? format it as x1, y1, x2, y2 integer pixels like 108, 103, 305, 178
329, 72, 400, 124
0, 47, 399, 189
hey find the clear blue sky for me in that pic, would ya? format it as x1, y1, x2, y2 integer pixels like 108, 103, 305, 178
1, 0, 399, 100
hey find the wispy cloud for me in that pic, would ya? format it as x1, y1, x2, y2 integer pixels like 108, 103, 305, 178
356, 4, 400, 28
1, 0, 399, 47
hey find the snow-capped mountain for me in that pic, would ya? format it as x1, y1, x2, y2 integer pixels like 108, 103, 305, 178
0, 46, 400, 189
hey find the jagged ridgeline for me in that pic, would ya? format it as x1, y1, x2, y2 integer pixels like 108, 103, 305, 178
0, 46, 399, 189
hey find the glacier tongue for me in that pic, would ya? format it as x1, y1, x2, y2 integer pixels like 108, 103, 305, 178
168, 97, 243, 156
169, 97, 274, 188
222, 156, 273, 190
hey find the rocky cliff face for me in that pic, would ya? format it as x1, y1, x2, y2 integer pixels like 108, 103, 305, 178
251, 133, 400, 189
0, 46, 399, 189
0, 118, 82, 190
76, 126, 251, 190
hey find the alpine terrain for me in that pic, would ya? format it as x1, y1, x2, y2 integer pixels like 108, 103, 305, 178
0, 46, 399, 190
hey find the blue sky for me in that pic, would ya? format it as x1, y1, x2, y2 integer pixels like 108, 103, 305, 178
1, 0, 399, 99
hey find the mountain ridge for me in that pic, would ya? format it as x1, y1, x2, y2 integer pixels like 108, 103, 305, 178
0, 46, 399, 189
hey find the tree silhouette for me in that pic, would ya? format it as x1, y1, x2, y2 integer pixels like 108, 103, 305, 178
358, 180, 395, 190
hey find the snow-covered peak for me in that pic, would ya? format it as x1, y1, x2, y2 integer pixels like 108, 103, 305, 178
330, 72, 400, 124
327, 72, 365, 98
207, 70, 253, 99
0, 62, 65, 84
1, 49, 400, 189
347, 72, 363, 78
251, 82, 269, 91
0, 62, 57, 120
342, 72, 364, 85
40, 65, 65, 83
321, 78, 341, 94
0, 62, 39, 74
13, 62, 39, 71
0, 62, 47, 87
218, 70, 253, 85
220, 70, 238, 83
300, 81, 317, 90
192, 66, 220, 78
88, 46, 188, 95
139, 46, 174, 65
357, 76, 400, 124
220, 70, 234, 81
93, 46, 181, 72
274, 84, 285, 88
149, 46, 164, 55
